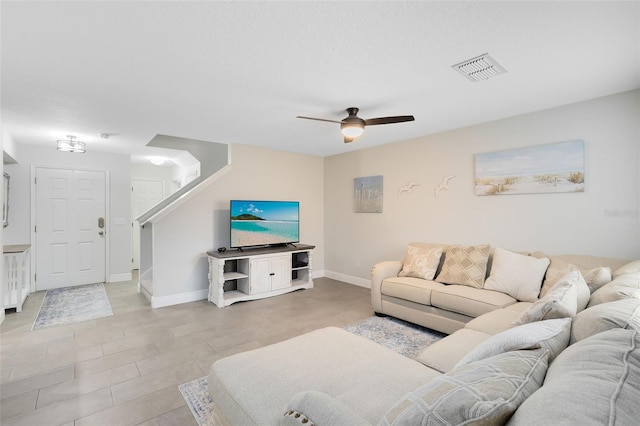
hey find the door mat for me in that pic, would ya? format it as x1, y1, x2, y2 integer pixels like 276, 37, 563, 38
32, 283, 113, 330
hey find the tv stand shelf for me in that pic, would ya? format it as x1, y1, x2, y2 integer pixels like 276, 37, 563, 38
206, 244, 315, 307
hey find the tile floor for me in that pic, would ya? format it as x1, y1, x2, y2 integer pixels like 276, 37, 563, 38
0, 275, 373, 425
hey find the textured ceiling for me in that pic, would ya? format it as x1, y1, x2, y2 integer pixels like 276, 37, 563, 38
2, 1, 639, 160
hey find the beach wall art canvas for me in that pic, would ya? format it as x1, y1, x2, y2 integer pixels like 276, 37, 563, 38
475, 140, 585, 196
354, 175, 383, 213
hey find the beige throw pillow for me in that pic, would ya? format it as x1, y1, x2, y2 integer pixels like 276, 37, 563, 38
484, 248, 550, 302
514, 271, 580, 325
380, 349, 548, 426
434, 244, 490, 288
571, 298, 640, 343
398, 243, 444, 280
540, 257, 612, 297
510, 329, 640, 426
588, 272, 640, 307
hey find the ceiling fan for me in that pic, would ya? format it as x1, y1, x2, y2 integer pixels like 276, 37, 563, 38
297, 107, 415, 143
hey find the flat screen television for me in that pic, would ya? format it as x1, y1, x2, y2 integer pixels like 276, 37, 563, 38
230, 200, 300, 249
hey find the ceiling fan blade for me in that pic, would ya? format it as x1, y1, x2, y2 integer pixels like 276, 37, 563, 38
296, 116, 343, 124
364, 115, 415, 126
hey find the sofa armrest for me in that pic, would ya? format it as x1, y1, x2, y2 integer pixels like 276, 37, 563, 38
371, 260, 403, 312
279, 391, 372, 426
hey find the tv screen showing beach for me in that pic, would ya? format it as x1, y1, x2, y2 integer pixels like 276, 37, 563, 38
230, 200, 300, 248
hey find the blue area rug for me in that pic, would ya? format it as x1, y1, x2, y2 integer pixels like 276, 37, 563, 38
32, 283, 113, 330
344, 316, 446, 358
179, 316, 446, 425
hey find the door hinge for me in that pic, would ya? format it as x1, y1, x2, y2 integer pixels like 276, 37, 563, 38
34, 273, 37, 282
34, 225, 37, 233
34, 177, 37, 184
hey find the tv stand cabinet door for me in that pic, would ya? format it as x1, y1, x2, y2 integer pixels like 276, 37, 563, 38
249, 258, 271, 294
270, 255, 292, 291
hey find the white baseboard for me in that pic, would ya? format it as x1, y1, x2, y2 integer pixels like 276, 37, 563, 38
323, 270, 371, 289
151, 289, 209, 309
109, 272, 132, 283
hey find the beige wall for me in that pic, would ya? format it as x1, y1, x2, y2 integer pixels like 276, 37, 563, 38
151, 143, 324, 298
324, 90, 640, 286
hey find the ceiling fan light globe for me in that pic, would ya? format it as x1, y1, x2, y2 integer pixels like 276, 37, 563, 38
340, 123, 364, 138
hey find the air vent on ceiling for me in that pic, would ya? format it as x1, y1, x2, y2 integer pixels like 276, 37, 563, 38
452, 53, 507, 82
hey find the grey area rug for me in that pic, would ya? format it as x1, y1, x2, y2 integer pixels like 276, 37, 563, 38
32, 283, 113, 330
179, 316, 446, 426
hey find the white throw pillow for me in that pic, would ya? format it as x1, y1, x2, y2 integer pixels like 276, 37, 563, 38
614, 260, 640, 278
456, 317, 571, 368
398, 243, 444, 280
484, 248, 550, 302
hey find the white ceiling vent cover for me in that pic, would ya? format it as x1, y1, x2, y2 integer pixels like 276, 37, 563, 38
452, 53, 507, 82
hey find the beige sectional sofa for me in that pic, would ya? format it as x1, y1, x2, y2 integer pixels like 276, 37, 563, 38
207, 244, 640, 425
371, 242, 630, 334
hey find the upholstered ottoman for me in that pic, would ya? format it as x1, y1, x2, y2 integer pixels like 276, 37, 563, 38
207, 326, 441, 425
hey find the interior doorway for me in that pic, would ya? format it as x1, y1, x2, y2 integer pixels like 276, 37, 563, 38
131, 179, 164, 269
35, 167, 107, 290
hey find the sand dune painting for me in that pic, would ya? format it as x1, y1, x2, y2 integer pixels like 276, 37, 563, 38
475, 140, 585, 196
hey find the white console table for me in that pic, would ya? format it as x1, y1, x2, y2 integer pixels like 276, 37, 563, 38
207, 244, 314, 307
3, 244, 31, 312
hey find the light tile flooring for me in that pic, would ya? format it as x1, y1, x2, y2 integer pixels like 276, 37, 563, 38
0, 275, 373, 425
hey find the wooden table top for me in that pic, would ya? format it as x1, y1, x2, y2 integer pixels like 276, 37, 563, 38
3, 244, 31, 254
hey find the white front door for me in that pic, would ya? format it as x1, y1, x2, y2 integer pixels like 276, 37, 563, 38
131, 179, 164, 269
36, 168, 106, 290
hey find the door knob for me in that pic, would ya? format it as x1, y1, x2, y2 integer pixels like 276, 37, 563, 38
99, 231, 104, 236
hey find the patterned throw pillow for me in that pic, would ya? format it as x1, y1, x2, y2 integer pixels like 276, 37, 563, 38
484, 248, 550, 302
379, 348, 549, 426
398, 243, 444, 280
434, 244, 490, 288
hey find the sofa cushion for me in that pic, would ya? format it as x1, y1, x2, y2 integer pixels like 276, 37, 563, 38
588, 272, 640, 307
381, 277, 445, 305
398, 243, 444, 280
614, 259, 640, 278
571, 298, 640, 343
464, 303, 532, 335
509, 329, 640, 426
456, 318, 571, 368
513, 272, 579, 325
380, 348, 548, 426
484, 248, 550, 302
415, 328, 491, 373
431, 285, 517, 318
435, 244, 491, 288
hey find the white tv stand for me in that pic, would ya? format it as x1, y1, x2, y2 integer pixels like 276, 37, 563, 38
206, 244, 314, 307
